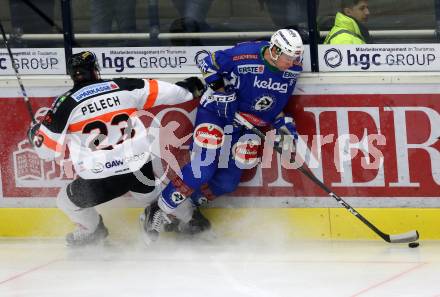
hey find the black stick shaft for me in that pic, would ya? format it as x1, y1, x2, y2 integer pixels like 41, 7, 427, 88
0, 20, 36, 123
235, 113, 418, 243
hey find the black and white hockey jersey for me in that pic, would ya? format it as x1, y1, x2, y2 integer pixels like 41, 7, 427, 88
31, 78, 193, 179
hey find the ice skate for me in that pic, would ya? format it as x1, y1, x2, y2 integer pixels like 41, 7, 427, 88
139, 201, 172, 245
177, 207, 211, 235
66, 215, 109, 246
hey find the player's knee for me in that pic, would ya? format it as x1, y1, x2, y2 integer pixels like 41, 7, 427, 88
190, 123, 224, 177
56, 185, 81, 212
211, 178, 240, 195
220, 180, 240, 194
193, 123, 224, 149
130, 186, 161, 205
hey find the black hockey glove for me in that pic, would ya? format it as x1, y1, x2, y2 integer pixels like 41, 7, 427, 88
175, 77, 206, 98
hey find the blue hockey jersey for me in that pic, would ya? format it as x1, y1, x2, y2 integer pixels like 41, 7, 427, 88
198, 41, 302, 124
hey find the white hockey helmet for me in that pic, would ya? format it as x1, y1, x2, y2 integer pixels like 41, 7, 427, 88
269, 29, 304, 62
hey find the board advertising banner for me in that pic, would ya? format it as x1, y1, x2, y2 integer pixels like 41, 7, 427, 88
1, 92, 438, 205
0, 48, 66, 75
319, 44, 439, 72
0, 45, 311, 76
74, 46, 312, 74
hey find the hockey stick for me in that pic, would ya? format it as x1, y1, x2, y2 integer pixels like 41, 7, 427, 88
235, 113, 419, 243
0, 20, 36, 123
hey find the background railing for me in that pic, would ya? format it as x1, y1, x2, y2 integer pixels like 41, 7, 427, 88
1, 29, 437, 41
1, 0, 440, 73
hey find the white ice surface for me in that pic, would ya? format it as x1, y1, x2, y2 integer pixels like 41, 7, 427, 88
0, 237, 439, 297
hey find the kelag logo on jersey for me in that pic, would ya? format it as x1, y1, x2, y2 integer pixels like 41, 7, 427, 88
253, 77, 288, 93
71, 81, 119, 102
237, 64, 264, 74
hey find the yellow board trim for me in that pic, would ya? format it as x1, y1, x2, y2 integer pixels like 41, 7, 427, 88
0, 208, 438, 240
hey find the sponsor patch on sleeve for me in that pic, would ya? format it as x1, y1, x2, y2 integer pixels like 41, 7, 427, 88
232, 54, 258, 61
282, 70, 300, 79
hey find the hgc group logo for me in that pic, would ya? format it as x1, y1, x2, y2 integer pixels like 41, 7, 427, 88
324, 48, 343, 68
321, 45, 438, 71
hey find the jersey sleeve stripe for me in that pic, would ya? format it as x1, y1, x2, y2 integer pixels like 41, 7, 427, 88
143, 79, 159, 110
38, 130, 63, 152
68, 108, 137, 132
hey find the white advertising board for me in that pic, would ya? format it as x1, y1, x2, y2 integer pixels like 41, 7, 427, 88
0, 45, 312, 76
74, 46, 227, 74
319, 44, 439, 72
74, 45, 312, 74
0, 48, 66, 75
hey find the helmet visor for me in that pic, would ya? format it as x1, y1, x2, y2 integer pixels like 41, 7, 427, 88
280, 52, 303, 64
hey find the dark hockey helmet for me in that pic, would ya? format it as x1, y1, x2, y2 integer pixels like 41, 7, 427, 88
67, 51, 100, 84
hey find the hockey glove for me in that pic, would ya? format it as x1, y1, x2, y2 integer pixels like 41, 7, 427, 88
175, 77, 206, 98
200, 89, 238, 123
273, 116, 298, 140
27, 122, 41, 147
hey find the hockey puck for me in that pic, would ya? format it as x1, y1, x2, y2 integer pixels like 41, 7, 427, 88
408, 242, 420, 248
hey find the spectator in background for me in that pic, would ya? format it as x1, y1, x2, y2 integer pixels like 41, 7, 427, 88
169, 0, 214, 45
258, 0, 318, 44
259, 0, 308, 30
90, 0, 136, 34
324, 0, 371, 44
9, 0, 56, 47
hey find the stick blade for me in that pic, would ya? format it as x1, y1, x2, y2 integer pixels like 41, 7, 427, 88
388, 230, 419, 243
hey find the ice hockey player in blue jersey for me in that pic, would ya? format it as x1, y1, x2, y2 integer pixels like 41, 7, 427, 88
140, 28, 304, 243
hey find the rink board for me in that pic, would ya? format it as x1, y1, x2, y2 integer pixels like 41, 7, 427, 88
1, 207, 440, 240
0, 73, 439, 239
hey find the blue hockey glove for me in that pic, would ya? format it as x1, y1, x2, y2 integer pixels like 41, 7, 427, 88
200, 89, 238, 123
273, 116, 298, 140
